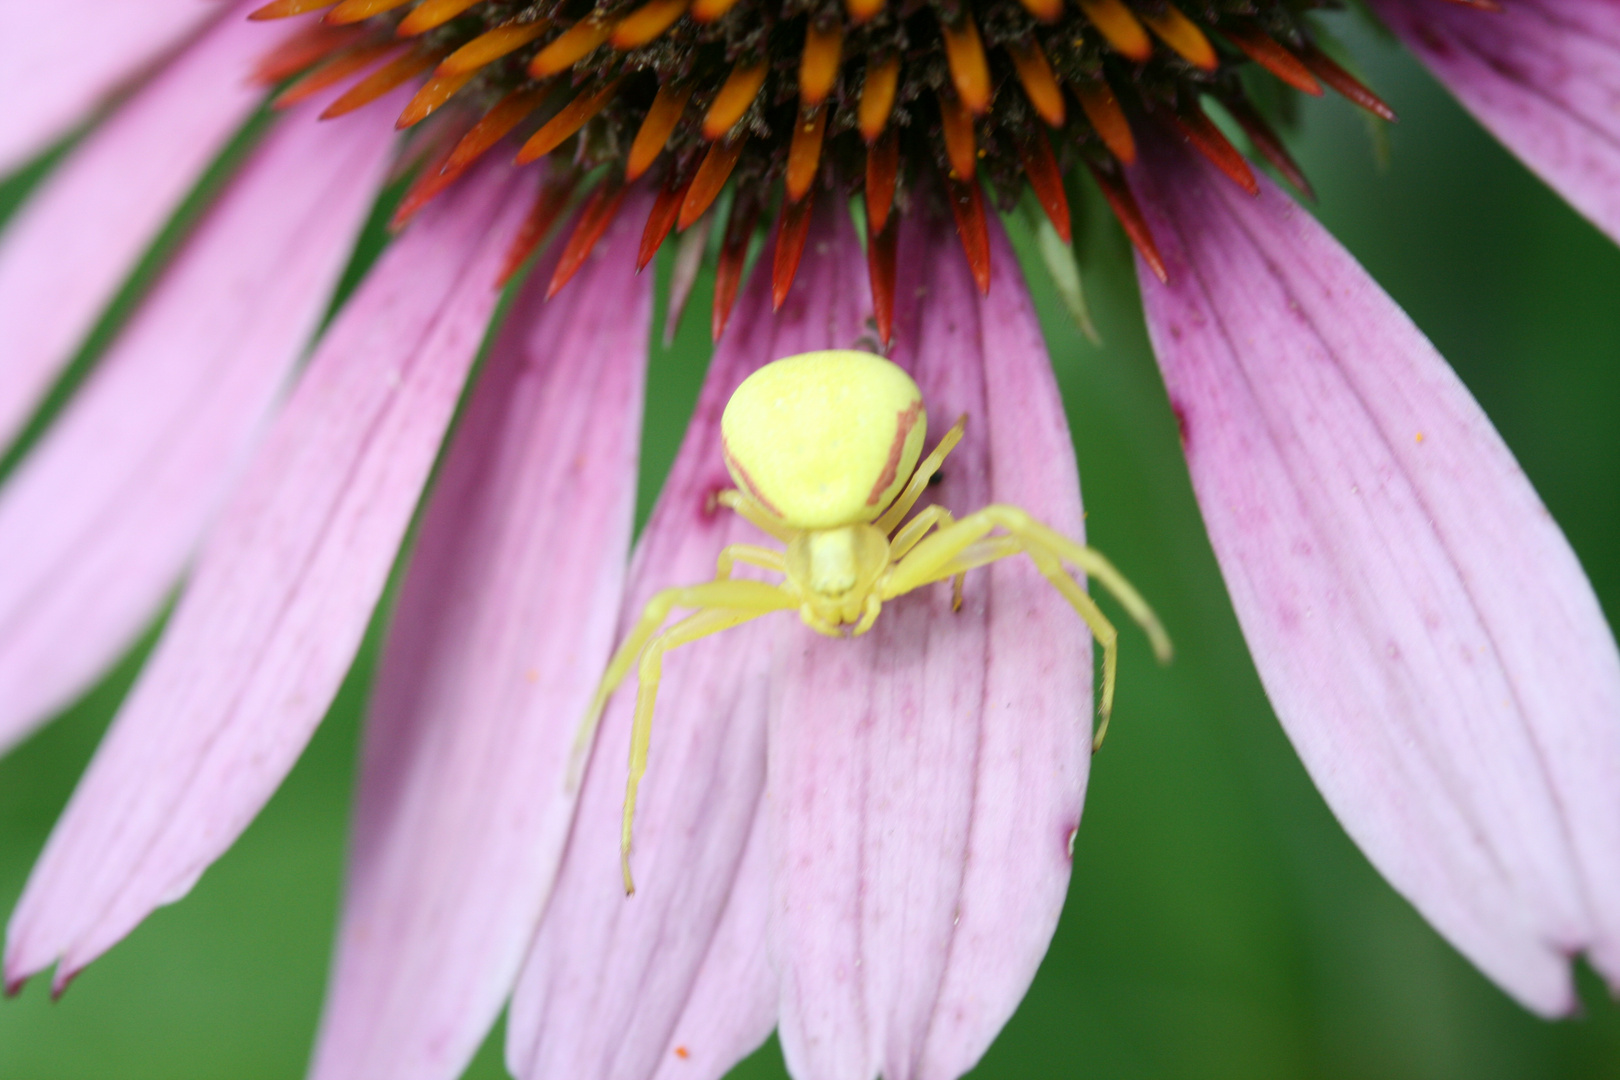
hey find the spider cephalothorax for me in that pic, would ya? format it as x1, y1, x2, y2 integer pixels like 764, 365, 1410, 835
573, 349, 1171, 892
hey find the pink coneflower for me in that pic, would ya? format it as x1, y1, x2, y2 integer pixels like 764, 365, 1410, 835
0, 0, 1616, 1077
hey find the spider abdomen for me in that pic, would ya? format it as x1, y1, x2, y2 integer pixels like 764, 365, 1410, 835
721, 351, 927, 530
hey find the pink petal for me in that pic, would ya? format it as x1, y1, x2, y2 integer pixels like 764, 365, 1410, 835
1374, 0, 1620, 243
0, 0, 232, 175
909, 214, 1093, 1080
5, 163, 531, 993
506, 199, 870, 1080
0, 5, 273, 448
1130, 132, 1620, 1015
769, 204, 1090, 1080
307, 187, 655, 1080
0, 102, 396, 758
648, 809, 777, 1080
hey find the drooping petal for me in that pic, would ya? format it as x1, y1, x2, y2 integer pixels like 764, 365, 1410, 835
1373, 0, 1620, 243
1130, 132, 1620, 1015
0, 4, 272, 448
5, 163, 531, 993
0, 100, 396, 759
0, 0, 230, 175
908, 212, 1093, 1080
506, 198, 870, 1080
769, 201, 1090, 1080
307, 187, 655, 1080
648, 809, 777, 1080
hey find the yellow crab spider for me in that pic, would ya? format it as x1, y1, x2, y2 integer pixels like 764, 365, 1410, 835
577, 349, 1172, 894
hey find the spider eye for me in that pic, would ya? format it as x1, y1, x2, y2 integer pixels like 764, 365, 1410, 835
721, 350, 927, 529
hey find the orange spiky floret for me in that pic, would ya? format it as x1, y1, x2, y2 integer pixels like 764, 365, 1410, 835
1006, 39, 1065, 128
530, 18, 615, 78
518, 78, 623, 162
800, 20, 844, 108
678, 136, 747, 229
251, 0, 336, 20
945, 175, 990, 294
691, 0, 743, 22
549, 179, 629, 298
1139, 5, 1217, 70
322, 43, 447, 118
938, 91, 977, 181
1171, 105, 1259, 195
639, 172, 691, 271
712, 197, 761, 340
395, 86, 547, 221
1074, 79, 1136, 164
613, 0, 691, 48
864, 126, 898, 235
500, 175, 581, 285
398, 0, 481, 36
772, 190, 816, 310
866, 217, 898, 345
275, 40, 402, 109
1301, 45, 1397, 120
390, 112, 476, 228
857, 54, 900, 143
1223, 23, 1322, 95
254, 23, 367, 84
397, 69, 475, 128
1077, 0, 1152, 62
440, 21, 549, 76
785, 107, 827, 202
845, 0, 885, 26
1016, 0, 1062, 24
325, 0, 412, 24
1085, 160, 1166, 282
939, 16, 991, 116
1020, 132, 1070, 243
627, 82, 696, 181
1224, 97, 1315, 199
452, 86, 548, 169
702, 61, 769, 140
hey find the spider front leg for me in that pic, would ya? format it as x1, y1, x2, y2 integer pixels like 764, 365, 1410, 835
619, 597, 790, 894
882, 505, 1171, 750
715, 543, 785, 580
887, 504, 965, 611
570, 580, 797, 785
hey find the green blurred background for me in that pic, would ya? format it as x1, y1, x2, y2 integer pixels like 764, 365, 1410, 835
1, 12, 1617, 1079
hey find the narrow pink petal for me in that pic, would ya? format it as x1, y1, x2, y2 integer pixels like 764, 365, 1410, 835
648, 809, 777, 1080
0, 102, 395, 758
1130, 132, 1620, 1015
307, 187, 654, 1080
769, 203, 1089, 1080
5, 163, 531, 992
1374, 0, 1620, 243
909, 213, 1091, 1080
506, 199, 870, 1080
0, 0, 231, 174
0, 4, 272, 447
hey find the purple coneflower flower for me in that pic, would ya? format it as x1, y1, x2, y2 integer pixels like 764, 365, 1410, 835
0, 0, 1616, 1077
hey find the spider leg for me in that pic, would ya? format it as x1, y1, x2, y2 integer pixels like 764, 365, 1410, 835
621, 600, 784, 893
874, 413, 968, 535
882, 505, 1171, 750
886, 504, 966, 611
716, 489, 795, 542
888, 505, 955, 559
715, 543, 785, 580
570, 580, 796, 788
